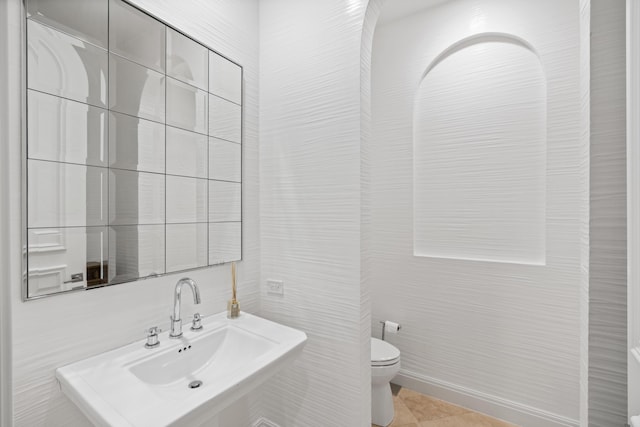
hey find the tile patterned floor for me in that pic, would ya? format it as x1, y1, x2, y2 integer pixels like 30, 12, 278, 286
372, 385, 519, 427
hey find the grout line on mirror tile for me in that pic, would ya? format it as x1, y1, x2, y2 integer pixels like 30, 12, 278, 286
108, 49, 164, 77
27, 157, 109, 170
26, 17, 109, 52
26, 87, 109, 111
166, 74, 207, 93
208, 135, 242, 146
106, 4, 111, 283
27, 225, 110, 230
164, 24, 168, 277
166, 123, 209, 138
209, 136, 242, 146
207, 91, 242, 107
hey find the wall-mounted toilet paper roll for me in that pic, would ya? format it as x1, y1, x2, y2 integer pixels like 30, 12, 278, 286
380, 320, 401, 340
384, 321, 401, 334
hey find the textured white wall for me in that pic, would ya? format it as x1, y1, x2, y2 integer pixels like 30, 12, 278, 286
413, 40, 547, 265
3, 1, 628, 426
7, 1, 261, 426
587, 0, 627, 425
370, 0, 582, 424
0, 0, 20, 424
360, 1, 384, 423
578, 0, 591, 424
258, 0, 370, 426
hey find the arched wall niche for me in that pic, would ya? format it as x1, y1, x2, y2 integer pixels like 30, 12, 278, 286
413, 32, 547, 265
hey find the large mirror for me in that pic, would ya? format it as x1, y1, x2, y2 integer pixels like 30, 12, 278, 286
24, 0, 242, 299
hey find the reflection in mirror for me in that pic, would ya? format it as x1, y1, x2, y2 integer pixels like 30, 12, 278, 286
108, 0, 165, 73
27, 227, 107, 298
166, 77, 208, 134
28, 90, 108, 167
166, 176, 208, 224
209, 223, 241, 265
209, 51, 242, 105
28, 160, 107, 228
109, 111, 165, 173
109, 225, 165, 285
109, 54, 166, 123
27, 0, 109, 48
166, 223, 208, 272
166, 126, 208, 178
27, 19, 108, 108
108, 169, 165, 226
209, 181, 241, 222
208, 95, 241, 143
167, 28, 208, 90
210, 138, 241, 182
24, 0, 243, 299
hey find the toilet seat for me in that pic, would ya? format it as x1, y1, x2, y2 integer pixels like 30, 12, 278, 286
371, 337, 400, 366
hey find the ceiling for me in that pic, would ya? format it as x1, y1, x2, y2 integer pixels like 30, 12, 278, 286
377, 0, 451, 25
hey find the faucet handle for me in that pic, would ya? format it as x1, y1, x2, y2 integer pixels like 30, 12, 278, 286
190, 313, 203, 331
144, 326, 162, 349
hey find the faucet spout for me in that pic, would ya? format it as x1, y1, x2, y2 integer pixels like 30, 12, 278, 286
170, 278, 201, 338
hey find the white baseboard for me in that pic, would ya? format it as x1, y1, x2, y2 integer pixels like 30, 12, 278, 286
252, 417, 281, 427
394, 370, 578, 427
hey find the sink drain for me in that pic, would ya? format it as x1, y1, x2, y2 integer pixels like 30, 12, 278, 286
188, 380, 203, 389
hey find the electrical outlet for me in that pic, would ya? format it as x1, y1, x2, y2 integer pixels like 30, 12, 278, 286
266, 279, 284, 295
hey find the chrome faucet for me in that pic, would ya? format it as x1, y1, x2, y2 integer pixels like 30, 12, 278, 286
170, 278, 201, 338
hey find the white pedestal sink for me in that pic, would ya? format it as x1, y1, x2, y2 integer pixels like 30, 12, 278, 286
56, 312, 307, 427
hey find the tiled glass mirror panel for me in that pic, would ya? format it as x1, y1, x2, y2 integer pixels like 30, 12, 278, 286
24, 0, 242, 299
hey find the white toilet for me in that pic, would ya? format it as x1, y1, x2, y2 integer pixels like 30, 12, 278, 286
371, 337, 401, 426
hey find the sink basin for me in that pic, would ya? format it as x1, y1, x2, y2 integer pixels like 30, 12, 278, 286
129, 325, 278, 387
56, 312, 307, 427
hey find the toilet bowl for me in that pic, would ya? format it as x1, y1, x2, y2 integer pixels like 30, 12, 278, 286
371, 337, 401, 426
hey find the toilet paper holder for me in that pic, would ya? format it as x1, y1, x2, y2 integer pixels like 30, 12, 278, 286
379, 320, 401, 341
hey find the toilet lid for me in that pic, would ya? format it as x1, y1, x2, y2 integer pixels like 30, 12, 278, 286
371, 338, 400, 366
